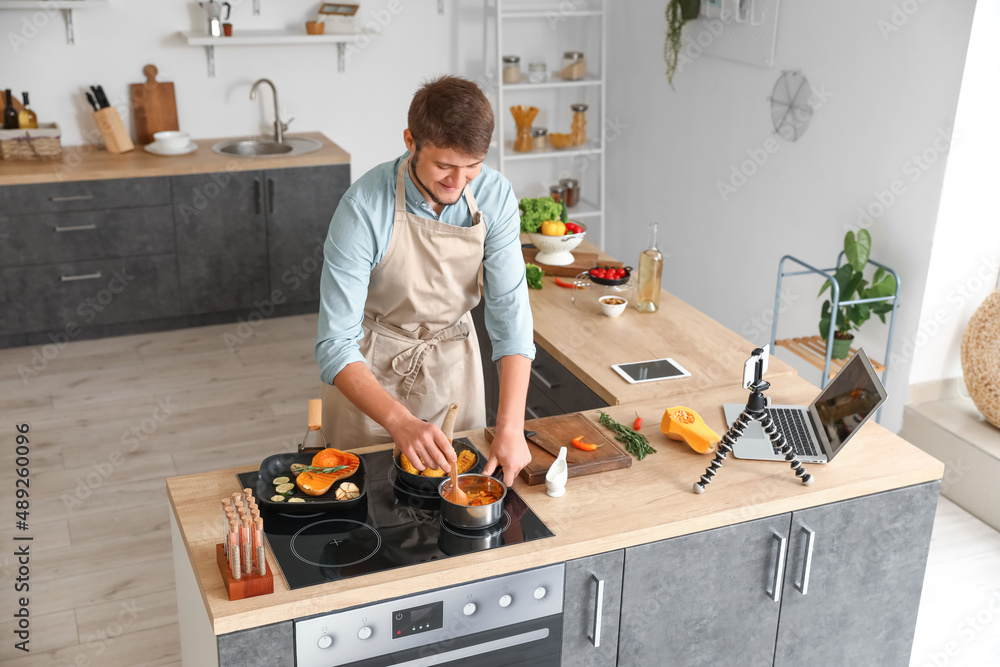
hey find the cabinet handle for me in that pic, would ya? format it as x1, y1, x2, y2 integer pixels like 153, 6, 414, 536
61, 271, 102, 282
253, 178, 262, 214
794, 525, 815, 595
53, 223, 97, 233
530, 366, 560, 390
267, 177, 275, 214
50, 194, 93, 202
767, 530, 787, 603
526, 405, 542, 420
588, 574, 604, 648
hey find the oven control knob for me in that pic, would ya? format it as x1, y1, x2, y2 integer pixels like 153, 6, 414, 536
533, 586, 547, 600
357, 626, 372, 640
498, 594, 512, 608
463, 602, 477, 616
317, 634, 334, 649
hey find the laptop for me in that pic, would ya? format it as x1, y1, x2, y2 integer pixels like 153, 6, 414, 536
725, 349, 887, 464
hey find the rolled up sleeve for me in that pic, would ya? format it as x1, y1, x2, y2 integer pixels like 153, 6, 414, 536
482, 184, 535, 362
315, 196, 378, 384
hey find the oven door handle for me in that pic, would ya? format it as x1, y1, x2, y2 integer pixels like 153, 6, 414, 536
385, 628, 549, 667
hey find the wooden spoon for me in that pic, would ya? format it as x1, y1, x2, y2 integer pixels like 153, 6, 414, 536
441, 403, 468, 505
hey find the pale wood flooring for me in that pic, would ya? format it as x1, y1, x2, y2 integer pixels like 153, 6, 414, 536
0, 313, 996, 666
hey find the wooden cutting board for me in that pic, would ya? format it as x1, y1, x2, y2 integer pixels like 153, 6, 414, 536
522, 246, 623, 278
130, 64, 178, 145
484, 412, 631, 485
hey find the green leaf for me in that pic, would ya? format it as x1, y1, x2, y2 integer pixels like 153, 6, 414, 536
818, 279, 832, 298
844, 230, 871, 272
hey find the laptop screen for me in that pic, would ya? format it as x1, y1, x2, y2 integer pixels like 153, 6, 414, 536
810, 350, 887, 458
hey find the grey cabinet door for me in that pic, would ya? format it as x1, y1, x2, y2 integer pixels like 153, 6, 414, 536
562, 550, 624, 667
619, 513, 792, 667
773, 481, 940, 667
218, 621, 293, 667
172, 171, 269, 315
264, 164, 349, 304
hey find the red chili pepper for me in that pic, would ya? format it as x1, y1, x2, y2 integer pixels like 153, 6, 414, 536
571, 435, 599, 451
555, 277, 583, 289
633, 412, 642, 431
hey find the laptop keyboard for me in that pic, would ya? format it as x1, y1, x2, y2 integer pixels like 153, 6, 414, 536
769, 408, 820, 458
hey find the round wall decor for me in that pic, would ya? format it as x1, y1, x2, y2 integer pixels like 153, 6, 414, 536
769, 70, 813, 141
961, 288, 1000, 429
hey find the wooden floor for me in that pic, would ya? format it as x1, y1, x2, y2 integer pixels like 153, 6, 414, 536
0, 314, 996, 666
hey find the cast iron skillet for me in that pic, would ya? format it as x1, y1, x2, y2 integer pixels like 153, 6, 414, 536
256, 450, 366, 514
392, 437, 485, 493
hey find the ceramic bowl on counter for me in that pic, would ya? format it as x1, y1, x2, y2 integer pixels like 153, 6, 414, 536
527, 221, 586, 266
152, 131, 191, 150
599, 295, 628, 318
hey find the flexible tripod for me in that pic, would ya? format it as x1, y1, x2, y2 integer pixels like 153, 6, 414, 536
693, 348, 813, 494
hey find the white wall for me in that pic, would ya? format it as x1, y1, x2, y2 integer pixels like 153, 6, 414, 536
908, 0, 1000, 387
605, 0, 977, 432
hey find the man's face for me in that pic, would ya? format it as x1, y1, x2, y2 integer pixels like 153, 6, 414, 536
405, 132, 485, 208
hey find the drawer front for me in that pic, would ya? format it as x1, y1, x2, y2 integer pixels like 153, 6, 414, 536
0, 177, 171, 215
0, 254, 181, 336
531, 345, 608, 413
0, 206, 175, 268
525, 381, 565, 420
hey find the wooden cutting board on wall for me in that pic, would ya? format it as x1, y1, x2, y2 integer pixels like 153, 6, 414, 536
130, 64, 178, 145
484, 412, 631, 485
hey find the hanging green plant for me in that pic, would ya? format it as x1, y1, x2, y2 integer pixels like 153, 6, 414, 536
664, 0, 700, 89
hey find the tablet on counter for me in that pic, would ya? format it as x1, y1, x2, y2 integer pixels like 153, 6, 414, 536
611, 357, 691, 384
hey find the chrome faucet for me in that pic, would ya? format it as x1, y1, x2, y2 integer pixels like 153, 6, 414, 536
250, 78, 292, 143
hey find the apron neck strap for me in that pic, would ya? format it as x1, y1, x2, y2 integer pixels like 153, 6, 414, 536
397, 154, 482, 221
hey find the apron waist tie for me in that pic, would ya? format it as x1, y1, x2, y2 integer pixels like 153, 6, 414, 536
364, 316, 471, 392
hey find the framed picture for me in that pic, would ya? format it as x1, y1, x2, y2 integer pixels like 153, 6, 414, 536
319, 3, 359, 16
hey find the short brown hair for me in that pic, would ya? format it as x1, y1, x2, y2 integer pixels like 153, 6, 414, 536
408, 76, 494, 158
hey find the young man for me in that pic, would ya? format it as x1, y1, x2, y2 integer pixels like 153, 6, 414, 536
316, 76, 533, 486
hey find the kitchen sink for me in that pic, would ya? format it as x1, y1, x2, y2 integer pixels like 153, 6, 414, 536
211, 136, 322, 158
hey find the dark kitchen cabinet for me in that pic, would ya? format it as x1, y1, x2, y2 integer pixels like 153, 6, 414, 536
217, 621, 293, 667
773, 481, 939, 667
172, 171, 269, 315
562, 550, 625, 667
618, 514, 791, 667
264, 164, 349, 304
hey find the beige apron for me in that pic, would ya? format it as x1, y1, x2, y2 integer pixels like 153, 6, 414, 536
321, 157, 488, 447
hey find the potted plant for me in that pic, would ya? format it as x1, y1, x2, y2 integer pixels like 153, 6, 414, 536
818, 230, 896, 359
664, 0, 701, 89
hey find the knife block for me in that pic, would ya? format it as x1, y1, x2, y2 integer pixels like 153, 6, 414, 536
93, 107, 134, 154
216, 543, 274, 601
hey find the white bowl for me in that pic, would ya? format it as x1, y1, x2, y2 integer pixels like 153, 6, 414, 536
152, 131, 190, 150
599, 295, 628, 318
527, 222, 586, 266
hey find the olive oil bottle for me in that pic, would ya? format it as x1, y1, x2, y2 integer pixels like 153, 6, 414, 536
636, 222, 663, 313
18, 92, 37, 129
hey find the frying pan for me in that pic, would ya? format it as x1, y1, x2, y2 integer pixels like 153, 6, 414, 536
392, 437, 486, 493
256, 450, 366, 514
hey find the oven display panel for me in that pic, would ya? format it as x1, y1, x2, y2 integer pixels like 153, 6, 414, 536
391, 601, 443, 639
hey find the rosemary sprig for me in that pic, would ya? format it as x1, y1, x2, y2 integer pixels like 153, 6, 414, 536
293, 464, 347, 475
598, 411, 657, 460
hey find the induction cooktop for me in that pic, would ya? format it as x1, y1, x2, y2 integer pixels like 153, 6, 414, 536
237, 444, 554, 590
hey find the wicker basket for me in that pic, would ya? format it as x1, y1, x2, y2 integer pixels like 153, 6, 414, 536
0, 123, 62, 160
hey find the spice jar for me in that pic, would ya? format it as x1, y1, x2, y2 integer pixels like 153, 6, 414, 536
528, 62, 547, 84
531, 127, 548, 151
502, 56, 521, 84
549, 183, 567, 204
570, 103, 588, 146
561, 51, 586, 80
560, 178, 579, 208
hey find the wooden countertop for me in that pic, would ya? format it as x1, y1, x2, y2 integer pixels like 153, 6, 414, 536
0, 132, 350, 186
528, 239, 796, 405
167, 374, 943, 635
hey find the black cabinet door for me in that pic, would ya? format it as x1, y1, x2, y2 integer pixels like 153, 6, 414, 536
172, 171, 269, 315
264, 164, 349, 305
619, 513, 792, 667
562, 550, 625, 667
773, 482, 940, 667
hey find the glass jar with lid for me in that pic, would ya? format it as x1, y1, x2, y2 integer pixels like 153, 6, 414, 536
528, 62, 547, 84
549, 183, 567, 204
570, 103, 588, 146
560, 178, 579, 208
560, 51, 586, 80
502, 56, 521, 84
531, 127, 548, 151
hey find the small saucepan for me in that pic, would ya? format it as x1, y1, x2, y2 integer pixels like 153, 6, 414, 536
438, 472, 507, 530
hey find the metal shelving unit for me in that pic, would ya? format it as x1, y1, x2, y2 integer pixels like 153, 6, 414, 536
482, 0, 607, 247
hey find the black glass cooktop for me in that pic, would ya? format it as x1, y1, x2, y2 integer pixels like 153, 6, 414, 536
237, 446, 554, 590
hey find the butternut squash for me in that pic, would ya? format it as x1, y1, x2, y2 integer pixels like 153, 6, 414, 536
295, 448, 360, 496
660, 406, 719, 454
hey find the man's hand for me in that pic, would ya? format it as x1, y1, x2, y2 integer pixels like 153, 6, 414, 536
482, 426, 531, 487
387, 413, 457, 473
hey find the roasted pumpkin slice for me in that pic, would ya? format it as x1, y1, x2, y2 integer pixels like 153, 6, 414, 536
661, 406, 719, 454
295, 448, 360, 497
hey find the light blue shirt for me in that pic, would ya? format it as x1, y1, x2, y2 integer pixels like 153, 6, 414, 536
316, 152, 535, 385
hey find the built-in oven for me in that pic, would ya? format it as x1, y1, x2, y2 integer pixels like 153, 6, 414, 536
294, 563, 564, 666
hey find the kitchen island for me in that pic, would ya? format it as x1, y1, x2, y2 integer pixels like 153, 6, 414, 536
168, 372, 942, 666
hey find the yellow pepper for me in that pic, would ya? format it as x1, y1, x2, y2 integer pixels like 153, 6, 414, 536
540, 220, 566, 236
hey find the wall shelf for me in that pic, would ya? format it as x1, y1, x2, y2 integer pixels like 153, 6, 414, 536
501, 73, 602, 90
502, 139, 603, 161
0, 0, 109, 45
179, 30, 365, 77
